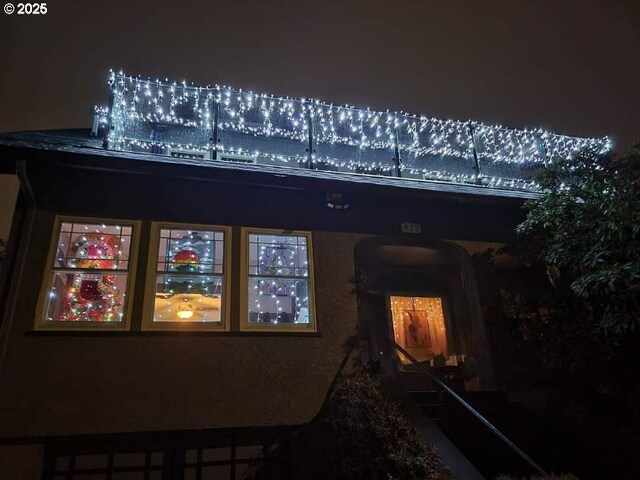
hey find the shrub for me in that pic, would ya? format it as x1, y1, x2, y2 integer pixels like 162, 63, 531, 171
288, 372, 451, 480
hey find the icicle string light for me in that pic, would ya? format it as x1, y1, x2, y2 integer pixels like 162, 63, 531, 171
101, 70, 612, 192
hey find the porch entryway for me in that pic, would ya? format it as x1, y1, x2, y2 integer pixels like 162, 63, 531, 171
354, 236, 495, 391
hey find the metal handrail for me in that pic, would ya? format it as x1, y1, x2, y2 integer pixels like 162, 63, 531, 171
384, 334, 547, 476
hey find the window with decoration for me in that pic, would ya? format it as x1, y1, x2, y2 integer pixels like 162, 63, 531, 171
142, 223, 230, 331
241, 229, 316, 332
36, 217, 139, 330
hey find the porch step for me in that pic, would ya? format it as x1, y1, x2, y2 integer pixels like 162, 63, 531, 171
409, 391, 549, 479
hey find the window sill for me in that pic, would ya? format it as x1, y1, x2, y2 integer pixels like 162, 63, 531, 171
25, 330, 322, 337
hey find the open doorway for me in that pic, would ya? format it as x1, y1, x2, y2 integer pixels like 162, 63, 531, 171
355, 236, 496, 389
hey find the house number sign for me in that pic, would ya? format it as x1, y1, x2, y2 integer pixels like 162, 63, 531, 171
400, 223, 422, 234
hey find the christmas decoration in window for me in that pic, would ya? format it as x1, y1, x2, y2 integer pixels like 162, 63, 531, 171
244, 231, 315, 330
39, 220, 135, 327
146, 225, 228, 329
389, 296, 449, 364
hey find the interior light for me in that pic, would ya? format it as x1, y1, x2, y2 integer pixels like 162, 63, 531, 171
177, 309, 194, 320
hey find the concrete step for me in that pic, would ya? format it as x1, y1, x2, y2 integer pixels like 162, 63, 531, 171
408, 390, 547, 478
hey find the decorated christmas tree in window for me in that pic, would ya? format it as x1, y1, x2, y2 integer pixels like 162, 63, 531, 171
59, 234, 122, 321
163, 231, 216, 294
43, 221, 133, 325
152, 228, 225, 323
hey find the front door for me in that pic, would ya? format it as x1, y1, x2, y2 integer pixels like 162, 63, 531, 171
389, 295, 448, 364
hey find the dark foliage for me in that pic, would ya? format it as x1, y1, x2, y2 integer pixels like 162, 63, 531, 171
499, 143, 640, 468
250, 373, 451, 480
312, 373, 451, 480
516, 144, 640, 337
512, 145, 640, 384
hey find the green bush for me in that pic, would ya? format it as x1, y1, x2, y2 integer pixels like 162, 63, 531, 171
288, 372, 451, 480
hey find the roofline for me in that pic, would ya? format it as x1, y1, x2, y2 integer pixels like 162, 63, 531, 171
0, 130, 539, 204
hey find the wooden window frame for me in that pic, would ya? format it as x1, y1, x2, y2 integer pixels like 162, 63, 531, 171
141, 222, 232, 332
34, 215, 141, 331
239, 227, 317, 333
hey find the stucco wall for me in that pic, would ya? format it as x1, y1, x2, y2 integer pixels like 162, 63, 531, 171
0, 202, 500, 440
0, 445, 43, 479
0, 212, 361, 438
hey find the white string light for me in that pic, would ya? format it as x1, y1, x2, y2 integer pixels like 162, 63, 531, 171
100, 70, 612, 192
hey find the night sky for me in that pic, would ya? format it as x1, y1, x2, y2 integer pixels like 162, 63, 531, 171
1, 0, 638, 151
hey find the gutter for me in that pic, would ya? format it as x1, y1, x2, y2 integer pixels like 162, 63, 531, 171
0, 160, 37, 374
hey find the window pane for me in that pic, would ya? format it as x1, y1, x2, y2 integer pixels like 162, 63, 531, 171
54, 221, 132, 270
248, 233, 309, 277
156, 228, 223, 274
44, 271, 128, 322
152, 275, 223, 323
147, 224, 228, 329
248, 277, 310, 324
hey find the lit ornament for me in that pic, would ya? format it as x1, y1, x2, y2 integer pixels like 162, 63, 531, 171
60, 233, 121, 322
173, 248, 200, 273
76, 240, 116, 270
